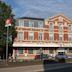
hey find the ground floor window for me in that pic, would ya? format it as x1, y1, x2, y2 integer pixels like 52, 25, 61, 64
18, 48, 23, 54
28, 48, 33, 54
49, 49, 54, 54
69, 48, 72, 53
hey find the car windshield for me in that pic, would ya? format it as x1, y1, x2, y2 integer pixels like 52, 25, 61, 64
58, 52, 65, 55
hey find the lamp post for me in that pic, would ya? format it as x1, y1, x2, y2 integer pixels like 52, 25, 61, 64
5, 18, 12, 65
6, 26, 9, 65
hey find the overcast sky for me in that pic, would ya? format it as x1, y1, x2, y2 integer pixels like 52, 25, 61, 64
3, 0, 72, 19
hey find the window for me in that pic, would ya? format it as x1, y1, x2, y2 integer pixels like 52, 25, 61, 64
49, 49, 54, 54
15, 20, 19, 26
38, 21, 43, 28
58, 23, 63, 32
24, 20, 29, 27
49, 22, 54, 32
18, 48, 23, 54
18, 32, 24, 41
38, 32, 43, 40
49, 33, 54, 42
68, 24, 72, 33
68, 34, 72, 42
29, 32, 34, 40
34, 21, 38, 27
29, 21, 34, 27
18, 19, 24, 26
59, 34, 63, 42
28, 48, 33, 54
69, 49, 72, 53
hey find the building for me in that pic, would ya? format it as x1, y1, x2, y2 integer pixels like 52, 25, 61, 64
12, 14, 72, 60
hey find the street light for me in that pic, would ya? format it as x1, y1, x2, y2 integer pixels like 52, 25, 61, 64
5, 18, 12, 65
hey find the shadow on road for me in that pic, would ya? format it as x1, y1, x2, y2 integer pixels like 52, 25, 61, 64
43, 59, 66, 72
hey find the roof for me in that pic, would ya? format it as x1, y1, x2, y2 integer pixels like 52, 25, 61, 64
18, 17, 44, 21
46, 14, 72, 23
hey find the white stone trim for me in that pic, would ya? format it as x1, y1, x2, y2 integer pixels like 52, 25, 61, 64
13, 42, 72, 47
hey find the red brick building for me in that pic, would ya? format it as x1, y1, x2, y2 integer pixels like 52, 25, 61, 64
12, 14, 72, 60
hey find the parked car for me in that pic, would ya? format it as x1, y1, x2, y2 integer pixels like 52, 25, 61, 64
55, 52, 68, 59
67, 55, 72, 59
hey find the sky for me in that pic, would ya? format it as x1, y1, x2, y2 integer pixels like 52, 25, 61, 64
3, 0, 72, 19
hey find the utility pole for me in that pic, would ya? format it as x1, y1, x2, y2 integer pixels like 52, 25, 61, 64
5, 18, 12, 65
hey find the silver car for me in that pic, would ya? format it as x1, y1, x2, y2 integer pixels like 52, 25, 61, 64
55, 52, 68, 59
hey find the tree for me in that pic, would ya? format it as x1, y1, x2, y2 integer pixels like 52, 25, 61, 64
0, 1, 16, 58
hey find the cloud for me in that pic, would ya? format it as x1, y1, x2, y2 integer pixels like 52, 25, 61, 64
3, 0, 72, 19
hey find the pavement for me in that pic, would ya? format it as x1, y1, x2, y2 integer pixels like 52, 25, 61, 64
0, 63, 72, 72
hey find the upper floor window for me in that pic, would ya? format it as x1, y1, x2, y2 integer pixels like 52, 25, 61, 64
34, 21, 38, 27
68, 24, 72, 33
38, 21, 43, 28
38, 32, 43, 40
29, 32, 34, 40
68, 34, 72, 42
15, 20, 18, 26
59, 34, 63, 42
49, 22, 54, 31
49, 33, 54, 42
24, 20, 29, 27
18, 32, 24, 41
29, 21, 34, 27
58, 23, 63, 32
18, 19, 24, 26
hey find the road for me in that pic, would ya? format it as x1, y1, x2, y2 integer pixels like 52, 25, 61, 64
0, 63, 72, 72
43, 66, 72, 72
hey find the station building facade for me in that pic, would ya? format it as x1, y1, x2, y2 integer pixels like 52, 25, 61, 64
12, 14, 72, 60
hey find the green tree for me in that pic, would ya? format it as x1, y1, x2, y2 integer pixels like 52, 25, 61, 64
0, 1, 16, 57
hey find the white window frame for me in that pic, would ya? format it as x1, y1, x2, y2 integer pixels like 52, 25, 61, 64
68, 34, 72, 42
29, 32, 34, 40
18, 19, 24, 26
59, 34, 63, 42
58, 23, 63, 32
38, 32, 43, 41
18, 32, 24, 41
68, 24, 72, 33
49, 32, 54, 42
29, 20, 34, 27
38, 21, 43, 28
49, 22, 54, 32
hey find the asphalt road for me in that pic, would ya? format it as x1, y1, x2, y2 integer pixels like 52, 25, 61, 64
43, 66, 72, 72
0, 63, 72, 72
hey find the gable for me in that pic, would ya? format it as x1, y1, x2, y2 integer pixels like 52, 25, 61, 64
47, 14, 72, 23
